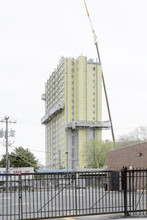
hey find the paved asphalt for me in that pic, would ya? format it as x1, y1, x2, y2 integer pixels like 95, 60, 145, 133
43, 214, 147, 220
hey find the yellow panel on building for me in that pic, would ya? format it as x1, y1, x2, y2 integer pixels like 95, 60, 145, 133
41, 56, 108, 170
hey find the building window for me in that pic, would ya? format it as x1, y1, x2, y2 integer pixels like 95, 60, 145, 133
93, 67, 95, 70
93, 111, 95, 114
93, 80, 95, 83
93, 92, 95, 96
93, 98, 95, 102
93, 73, 95, 77
93, 117, 95, 120
93, 105, 95, 108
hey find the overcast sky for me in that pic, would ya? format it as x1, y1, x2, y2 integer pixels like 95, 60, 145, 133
0, 0, 147, 165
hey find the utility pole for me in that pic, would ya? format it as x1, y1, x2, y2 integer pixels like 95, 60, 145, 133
5, 116, 9, 175
0, 116, 16, 174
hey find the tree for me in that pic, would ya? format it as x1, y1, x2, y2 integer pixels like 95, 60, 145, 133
117, 126, 147, 148
0, 146, 39, 171
84, 139, 114, 168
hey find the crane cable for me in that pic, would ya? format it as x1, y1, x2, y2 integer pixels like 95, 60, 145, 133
83, 0, 116, 146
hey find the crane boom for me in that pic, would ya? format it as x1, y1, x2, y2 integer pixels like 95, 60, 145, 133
83, 0, 116, 146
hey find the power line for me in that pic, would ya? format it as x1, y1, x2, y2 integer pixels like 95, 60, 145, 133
11, 145, 45, 153
9, 145, 38, 168
0, 144, 46, 162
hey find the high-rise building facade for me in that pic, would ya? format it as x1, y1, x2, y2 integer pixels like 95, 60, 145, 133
41, 55, 109, 170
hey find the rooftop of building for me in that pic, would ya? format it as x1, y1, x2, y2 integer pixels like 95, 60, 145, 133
108, 141, 147, 153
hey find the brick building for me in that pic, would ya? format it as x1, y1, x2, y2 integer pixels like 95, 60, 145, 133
107, 142, 147, 170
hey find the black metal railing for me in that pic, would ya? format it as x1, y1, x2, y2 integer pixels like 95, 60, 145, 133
0, 169, 147, 219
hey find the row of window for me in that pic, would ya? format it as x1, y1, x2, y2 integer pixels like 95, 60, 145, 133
48, 68, 64, 84
92, 70, 96, 121
47, 81, 64, 94
47, 126, 64, 135
47, 127, 65, 134
47, 143, 65, 152
46, 97, 64, 110
47, 116, 65, 126
47, 94, 64, 104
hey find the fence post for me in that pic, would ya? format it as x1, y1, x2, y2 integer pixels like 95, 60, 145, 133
122, 167, 129, 216
74, 173, 78, 215
19, 174, 23, 220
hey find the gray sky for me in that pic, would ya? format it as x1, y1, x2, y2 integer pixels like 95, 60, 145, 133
0, 0, 147, 165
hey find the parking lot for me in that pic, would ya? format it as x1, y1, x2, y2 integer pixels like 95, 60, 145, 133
0, 170, 147, 220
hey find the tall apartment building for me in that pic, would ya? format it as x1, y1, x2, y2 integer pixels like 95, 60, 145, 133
41, 55, 109, 170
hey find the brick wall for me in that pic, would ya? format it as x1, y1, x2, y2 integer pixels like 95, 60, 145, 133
107, 142, 147, 170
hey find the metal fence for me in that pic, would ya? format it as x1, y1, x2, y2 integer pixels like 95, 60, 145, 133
0, 168, 147, 219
